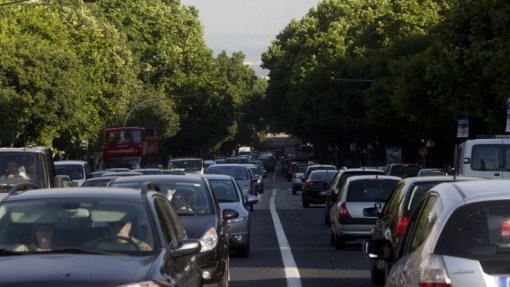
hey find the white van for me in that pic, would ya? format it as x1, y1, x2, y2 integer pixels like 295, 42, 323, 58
454, 136, 510, 179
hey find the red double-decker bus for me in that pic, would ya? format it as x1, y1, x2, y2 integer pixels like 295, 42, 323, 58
102, 127, 159, 169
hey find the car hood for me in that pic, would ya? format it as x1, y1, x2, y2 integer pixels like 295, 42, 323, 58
0, 253, 157, 286
179, 215, 217, 239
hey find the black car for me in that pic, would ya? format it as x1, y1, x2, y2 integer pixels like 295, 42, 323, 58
108, 175, 237, 286
301, 170, 337, 207
0, 184, 202, 286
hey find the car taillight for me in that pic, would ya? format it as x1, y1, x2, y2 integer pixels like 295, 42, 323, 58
338, 202, 351, 219
501, 219, 510, 237
307, 181, 315, 187
395, 216, 409, 237
418, 255, 451, 287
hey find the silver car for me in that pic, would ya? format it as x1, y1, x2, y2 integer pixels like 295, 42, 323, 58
204, 174, 258, 257
364, 180, 510, 287
330, 174, 401, 249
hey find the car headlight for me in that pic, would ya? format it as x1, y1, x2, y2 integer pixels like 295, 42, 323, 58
118, 281, 161, 287
257, 179, 261, 183
228, 216, 247, 224
199, 227, 218, 253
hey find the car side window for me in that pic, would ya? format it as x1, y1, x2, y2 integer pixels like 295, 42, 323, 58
154, 197, 178, 246
403, 194, 440, 254
383, 182, 403, 215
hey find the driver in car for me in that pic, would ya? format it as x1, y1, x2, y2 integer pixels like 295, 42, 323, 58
86, 218, 152, 251
0, 160, 30, 181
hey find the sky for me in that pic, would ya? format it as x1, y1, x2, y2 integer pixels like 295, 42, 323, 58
179, 0, 319, 76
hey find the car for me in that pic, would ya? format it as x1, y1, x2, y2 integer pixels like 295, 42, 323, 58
363, 180, 510, 287
329, 174, 401, 249
99, 171, 143, 177
385, 163, 420, 178
245, 164, 265, 194
131, 168, 163, 175
168, 158, 204, 174
161, 168, 186, 175
291, 163, 310, 195
108, 175, 236, 286
301, 169, 337, 208
324, 168, 386, 225
417, 168, 447, 176
0, 184, 202, 286
54, 160, 93, 186
80, 176, 119, 187
206, 164, 257, 197
365, 175, 482, 284
204, 174, 258, 257
302, 164, 337, 183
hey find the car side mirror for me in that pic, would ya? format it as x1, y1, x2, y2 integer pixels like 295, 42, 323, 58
169, 239, 201, 257
246, 195, 259, 205
222, 208, 239, 221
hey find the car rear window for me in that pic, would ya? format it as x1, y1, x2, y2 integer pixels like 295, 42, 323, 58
346, 179, 399, 202
207, 166, 249, 180
388, 164, 420, 177
435, 200, 510, 274
309, 171, 337, 181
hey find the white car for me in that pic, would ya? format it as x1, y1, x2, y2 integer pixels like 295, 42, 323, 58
54, 160, 92, 186
364, 180, 510, 286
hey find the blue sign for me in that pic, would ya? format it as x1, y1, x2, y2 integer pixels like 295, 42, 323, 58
457, 117, 469, 138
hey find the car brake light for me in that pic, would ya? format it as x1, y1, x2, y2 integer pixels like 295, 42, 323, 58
307, 182, 315, 187
500, 219, 510, 241
395, 216, 409, 237
338, 202, 351, 219
418, 255, 451, 287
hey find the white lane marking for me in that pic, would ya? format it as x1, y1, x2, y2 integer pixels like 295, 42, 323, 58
270, 189, 302, 287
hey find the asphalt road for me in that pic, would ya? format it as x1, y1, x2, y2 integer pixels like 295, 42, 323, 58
228, 170, 379, 287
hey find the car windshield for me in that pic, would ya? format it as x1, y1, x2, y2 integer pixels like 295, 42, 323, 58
346, 179, 399, 202
208, 179, 240, 203
207, 166, 249, 180
0, 153, 37, 190
435, 200, 510, 273
55, 165, 84, 180
110, 180, 213, 215
0, 199, 156, 254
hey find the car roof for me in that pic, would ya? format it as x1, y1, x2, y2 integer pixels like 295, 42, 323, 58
170, 158, 202, 161
54, 160, 88, 165
345, 175, 402, 182
401, 175, 481, 183
203, 174, 235, 180
110, 174, 205, 183
208, 164, 247, 168
433, 180, 510, 204
1, 187, 145, 202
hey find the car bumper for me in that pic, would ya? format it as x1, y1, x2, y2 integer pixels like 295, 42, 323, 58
196, 248, 227, 283
336, 223, 374, 239
302, 189, 327, 203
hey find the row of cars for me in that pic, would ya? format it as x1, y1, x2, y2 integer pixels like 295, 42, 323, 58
0, 159, 268, 286
292, 160, 510, 286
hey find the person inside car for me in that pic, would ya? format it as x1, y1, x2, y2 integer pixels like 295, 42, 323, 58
170, 190, 195, 214
0, 160, 30, 181
30, 223, 56, 251
86, 218, 152, 251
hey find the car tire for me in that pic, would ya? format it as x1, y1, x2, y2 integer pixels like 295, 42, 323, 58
302, 201, 309, 208
324, 212, 330, 225
292, 188, 296, 195
333, 232, 345, 250
371, 259, 386, 285
238, 239, 250, 257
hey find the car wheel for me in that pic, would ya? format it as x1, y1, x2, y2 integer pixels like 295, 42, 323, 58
371, 259, 386, 284
330, 229, 335, 245
324, 212, 330, 225
292, 188, 296, 195
333, 232, 345, 250
302, 201, 309, 208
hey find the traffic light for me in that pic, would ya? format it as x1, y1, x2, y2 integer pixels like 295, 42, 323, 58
330, 71, 336, 81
